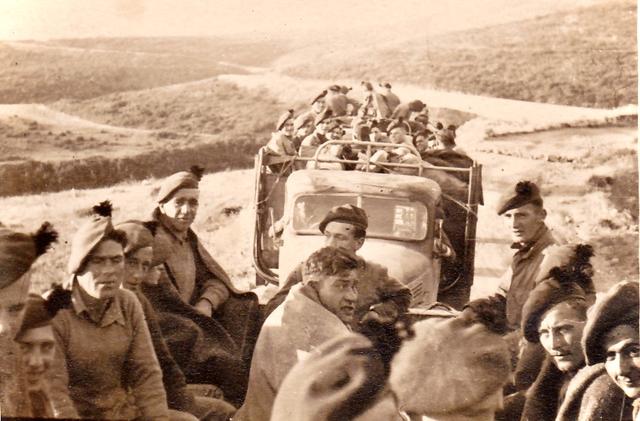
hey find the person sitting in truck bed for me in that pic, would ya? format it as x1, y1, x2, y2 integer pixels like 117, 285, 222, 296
379, 82, 401, 115
360, 81, 392, 119
264, 205, 412, 328
265, 109, 297, 157
293, 90, 327, 140
391, 99, 427, 120
325, 85, 359, 117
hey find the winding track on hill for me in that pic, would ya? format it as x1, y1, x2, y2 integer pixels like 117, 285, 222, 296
1, 57, 636, 297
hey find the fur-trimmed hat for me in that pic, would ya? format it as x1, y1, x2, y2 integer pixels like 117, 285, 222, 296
390, 316, 511, 415
115, 220, 156, 256
14, 286, 71, 342
0, 223, 58, 290
276, 109, 294, 131
310, 90, 327, 106
521, 244, 594, 343
319, 204, 368, 234
67, 201, 125, 274
582, 281, 640, 365
155, 166, 204, 204
497, 181, 544, 215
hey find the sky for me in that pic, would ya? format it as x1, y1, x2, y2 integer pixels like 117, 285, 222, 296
0, 0, 611, 41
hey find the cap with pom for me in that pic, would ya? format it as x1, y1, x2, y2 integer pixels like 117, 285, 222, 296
521, 244, 594, 343
319, 204, 368, 234
390, 316, 511, 415
310, 90, 327, 106
156, 166, 205, 204
582, 281, 640, 365
497, 181, 543, 215
379, 82, 392, 89
68, 200, 119, 274
14, 286, 71, 342
276, 109, 294, 131
115, 220, 156, 256
0, 223, 58, 290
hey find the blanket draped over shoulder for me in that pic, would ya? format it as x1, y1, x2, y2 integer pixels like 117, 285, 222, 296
141, 224, 261, 406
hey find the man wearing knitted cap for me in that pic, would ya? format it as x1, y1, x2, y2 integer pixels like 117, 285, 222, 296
556, 281, 640, 421
50, 200, 169, 419
264, 204, 411, 328
390, 303, 512, 420
145, 167, 260, 405
0, 222, 60, 416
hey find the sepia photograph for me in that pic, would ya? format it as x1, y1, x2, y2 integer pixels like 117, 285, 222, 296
0, 0, 637, 419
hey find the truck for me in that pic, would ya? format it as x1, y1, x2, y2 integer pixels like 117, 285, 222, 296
252, 138, 483, 309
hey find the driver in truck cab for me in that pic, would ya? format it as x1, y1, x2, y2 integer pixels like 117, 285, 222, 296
264, 204, 412, 327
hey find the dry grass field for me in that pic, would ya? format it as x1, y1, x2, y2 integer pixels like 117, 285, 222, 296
278, 1, 637, 108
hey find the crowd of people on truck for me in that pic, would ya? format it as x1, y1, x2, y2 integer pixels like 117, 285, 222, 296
265, 82, 466, 175
0, 82, 638, 421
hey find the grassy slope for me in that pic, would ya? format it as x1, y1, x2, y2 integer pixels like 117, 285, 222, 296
0, 37, 286, 104
281, 1, 637, 108
0, 79, 283, 196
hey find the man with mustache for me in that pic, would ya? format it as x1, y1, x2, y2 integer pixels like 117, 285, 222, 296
235, 247, 363, 421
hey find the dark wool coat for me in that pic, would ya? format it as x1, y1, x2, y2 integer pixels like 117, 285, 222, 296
520, 356, 574, 421
556, 363, 633, 421
142, 216, 261, 405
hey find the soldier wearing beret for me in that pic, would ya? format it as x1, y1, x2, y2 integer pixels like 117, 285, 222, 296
50, 200, 169, 419
143, 167, 261, 405
10, 291, 73, 418
293, 90, 327, 138
0, 222, 60, 416
264, 204, 412, 329
325, 84, 359, 117
559, 281, 640, 421
265, 109, 297, 157
510, 244, 603, 421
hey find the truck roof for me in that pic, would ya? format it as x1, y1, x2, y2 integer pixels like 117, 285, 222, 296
286, 169, 442, 204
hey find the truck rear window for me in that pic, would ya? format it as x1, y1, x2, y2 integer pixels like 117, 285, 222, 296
292, 195, 428, 241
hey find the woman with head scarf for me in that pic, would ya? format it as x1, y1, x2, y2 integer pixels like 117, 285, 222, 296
48, 201, 169, 420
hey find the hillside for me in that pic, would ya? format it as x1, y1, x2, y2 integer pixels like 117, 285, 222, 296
0, 37, 286, 103
279, 1, 637, 108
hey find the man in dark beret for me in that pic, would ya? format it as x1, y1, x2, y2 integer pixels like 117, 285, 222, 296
264, 204, 411, 328
513, 245, 596, 421
493, 180, 559, 331
293, 91, 327, 139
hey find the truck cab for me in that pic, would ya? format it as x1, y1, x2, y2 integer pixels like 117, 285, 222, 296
252, 139, 482, 308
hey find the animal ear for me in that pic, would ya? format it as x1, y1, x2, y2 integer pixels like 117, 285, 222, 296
32, 222, 58, 256
92, 200, 113, 217
189, 165, 205, 181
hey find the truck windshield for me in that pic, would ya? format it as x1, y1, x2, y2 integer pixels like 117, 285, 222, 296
292, 195, 428, 241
